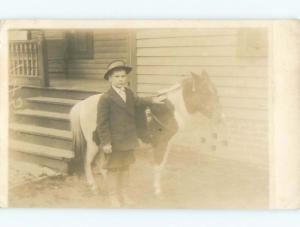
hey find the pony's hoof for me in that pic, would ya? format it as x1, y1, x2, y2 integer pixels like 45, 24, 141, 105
154, 188, 161, 196
89, 185, 99, 195
154, 190, 165, 200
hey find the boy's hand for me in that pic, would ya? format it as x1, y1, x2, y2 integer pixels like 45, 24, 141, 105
152, 95, 166, 104
103, 144, 112, 154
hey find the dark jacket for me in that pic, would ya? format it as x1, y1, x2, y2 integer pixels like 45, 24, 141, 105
94, 87, 152, 151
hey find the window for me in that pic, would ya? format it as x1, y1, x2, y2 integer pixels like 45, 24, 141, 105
67, 31, 94, 59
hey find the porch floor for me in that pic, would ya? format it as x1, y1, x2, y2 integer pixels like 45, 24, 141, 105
50, 78, 109, 92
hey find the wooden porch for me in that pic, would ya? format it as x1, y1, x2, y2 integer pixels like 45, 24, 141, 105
9, 29, 136, 93
8, 40, 111, 94
8, 37, 109, 173
49, 78, 107, 93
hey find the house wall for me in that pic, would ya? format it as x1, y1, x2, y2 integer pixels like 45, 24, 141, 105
135, 28, 269, 166
67, 30, 134, 90
41, 28, 269, 166
43, 30, 134, 91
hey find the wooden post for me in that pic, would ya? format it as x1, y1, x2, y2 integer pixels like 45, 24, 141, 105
37, 35, 49, 87
128, 31, 137, 92
63, 32, 70, 79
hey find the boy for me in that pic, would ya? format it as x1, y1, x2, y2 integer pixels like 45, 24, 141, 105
95, 60, 163, 207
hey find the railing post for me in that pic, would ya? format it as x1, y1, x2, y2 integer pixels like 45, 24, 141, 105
37, 35, 49, 87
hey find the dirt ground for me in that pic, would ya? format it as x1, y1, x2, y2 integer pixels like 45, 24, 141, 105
9, 147, 268, 208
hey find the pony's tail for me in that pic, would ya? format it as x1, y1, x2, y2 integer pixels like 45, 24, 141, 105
68, 103, 86, 175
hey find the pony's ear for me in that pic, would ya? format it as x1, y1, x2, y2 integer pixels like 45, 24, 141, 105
201, 70, 208, 78
200, 70, 209, 85
190, 72, 200, 91
190, 71, 199, 78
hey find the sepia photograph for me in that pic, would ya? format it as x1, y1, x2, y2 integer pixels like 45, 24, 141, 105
4, 22, 271, 208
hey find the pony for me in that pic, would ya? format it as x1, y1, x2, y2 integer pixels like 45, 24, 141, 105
69, 71, 221, 195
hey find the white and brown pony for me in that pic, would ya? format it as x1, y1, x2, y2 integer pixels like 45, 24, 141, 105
69, 71, 221, 195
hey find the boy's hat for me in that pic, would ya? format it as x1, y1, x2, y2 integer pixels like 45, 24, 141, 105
104, 60, 132, 80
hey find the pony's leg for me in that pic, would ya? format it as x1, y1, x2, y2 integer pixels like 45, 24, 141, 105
85, 141, 99, 192
153, 164, 162, 196
91, 150, 108, 193
153, 137, 175, 196
99, 168, 108, 193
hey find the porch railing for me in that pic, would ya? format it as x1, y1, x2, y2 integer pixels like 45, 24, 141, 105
9, 38, 49, 87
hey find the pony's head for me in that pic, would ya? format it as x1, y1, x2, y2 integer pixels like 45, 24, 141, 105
181, 71, 221, 122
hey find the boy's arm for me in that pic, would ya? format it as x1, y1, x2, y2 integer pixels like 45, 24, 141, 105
131, 89, 165, 107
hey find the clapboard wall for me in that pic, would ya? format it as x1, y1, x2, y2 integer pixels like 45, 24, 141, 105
135, 28, 268, 166
43, 30, 134, 90
67, 30, 132, 78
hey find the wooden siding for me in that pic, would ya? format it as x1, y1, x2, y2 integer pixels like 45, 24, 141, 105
67, 30, 133, 90
136, 28, 268, 165
43, 30, 133, 91
44, 30, 66, 40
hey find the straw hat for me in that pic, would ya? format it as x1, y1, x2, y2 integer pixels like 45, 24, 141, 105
104, 60, 132, 80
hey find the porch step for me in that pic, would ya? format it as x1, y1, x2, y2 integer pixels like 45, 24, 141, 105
27, 96, 80, 106
10, 85, 98, 176
12, 85, 99, 100
10, 140, 74, 160
10, 123, 72, 141
15, 109, 69, 120
10, 125, 72, 150
14, 109, 70, 130
26, 96, 81, 113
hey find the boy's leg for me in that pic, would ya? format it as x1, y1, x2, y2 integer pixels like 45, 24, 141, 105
107, 169, 121, 208
119, 167, 136, 207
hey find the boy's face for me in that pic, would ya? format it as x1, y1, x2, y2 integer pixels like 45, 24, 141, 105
109, 69, 128, 88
